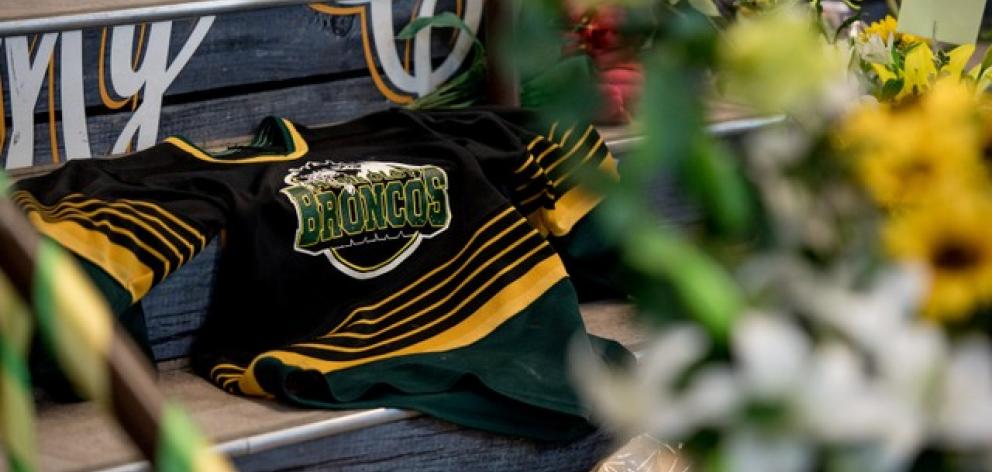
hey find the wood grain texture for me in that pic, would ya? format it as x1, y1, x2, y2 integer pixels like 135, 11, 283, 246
34, 369, 368, 471
2, 1, 455, 113
33, 307, 640, 471
234, 416, 620, 472
34, 365, 623, 471
0, 0, 216, 21
20, 74, 392, 167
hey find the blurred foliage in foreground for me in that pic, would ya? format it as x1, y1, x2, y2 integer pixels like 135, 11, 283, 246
506, 1, 992, 470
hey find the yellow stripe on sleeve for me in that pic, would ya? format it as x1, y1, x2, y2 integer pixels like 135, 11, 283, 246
25, 212, 155, 301
529, 154, 619, 237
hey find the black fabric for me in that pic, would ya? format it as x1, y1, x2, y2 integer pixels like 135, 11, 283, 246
14, 109, 630, 439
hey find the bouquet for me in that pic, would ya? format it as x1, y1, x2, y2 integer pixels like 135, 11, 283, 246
506, 1, 992, 470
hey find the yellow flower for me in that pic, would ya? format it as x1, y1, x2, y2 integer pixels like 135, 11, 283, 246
884, 194, 992, 322
840, 78, 985, 207
860, 16, 898, 43
900, 33, 926, 46
859, 15, 924, 45
902, 42, 938, 98
942, 44, 976, 79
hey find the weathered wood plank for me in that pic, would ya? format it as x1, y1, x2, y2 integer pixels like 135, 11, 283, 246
1, 0, 476, 166
22, 74, 392, 166
143, 239, 219, 360
0, 1, 460, 114
0, 0, 453, 111
1, 0, 217, 22
233, 416, 619, 472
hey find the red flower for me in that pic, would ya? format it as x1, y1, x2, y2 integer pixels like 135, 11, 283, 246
564, 3, 644, 124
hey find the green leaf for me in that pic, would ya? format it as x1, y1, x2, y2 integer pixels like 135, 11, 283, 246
623, 227, 743, 342
980, 44, 992, 76
399, 12, 486, 110
684, 140, 754, 237
880, 78, 904, 100
397, 12, 479, 44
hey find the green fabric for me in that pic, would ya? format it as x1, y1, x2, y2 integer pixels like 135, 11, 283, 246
156, 403, 199, 472
549, 208, 628, 302
29, 243, 150, 402
253, 279, 633, 441
76, 258, 134, 316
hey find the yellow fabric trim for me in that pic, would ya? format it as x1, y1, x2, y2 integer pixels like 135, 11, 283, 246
238, 255, 566, 392
547, 122, 559, 142
306, 241, 550, 349
331, 218, 530, 334
15, 192, 187, 264
557, 126, 575, 146
526, 135, 543, 151
551, 137, 606, 186
117, 198, 207, 248
515, 167, 546, 192
535, 142, 560, 163
514, 155, 535, 174
15, 190, 206, 257
23, 204, 172, 276
26, 212, 154, 301
330, 229, 540, 337
164, 119, 308, 164
325, 207, 516, 334
518, 188, 554, 207
210, 363, 246, 375
544, 125, 593, 168
529, 154, 619, 237
330, 235, 417, 272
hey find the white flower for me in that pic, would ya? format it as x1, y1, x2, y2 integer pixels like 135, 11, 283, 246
856, 33, 894, 66
936, 337, 992, 449
725, 427, 814, 472
733, 311, 810, 399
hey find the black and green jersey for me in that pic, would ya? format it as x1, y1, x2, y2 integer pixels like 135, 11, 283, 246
12, 108, 626, 440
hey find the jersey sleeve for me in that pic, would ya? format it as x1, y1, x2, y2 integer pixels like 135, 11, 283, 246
418, 109, 620, 238
11, 151, 230, 305
415, 109, 627, 301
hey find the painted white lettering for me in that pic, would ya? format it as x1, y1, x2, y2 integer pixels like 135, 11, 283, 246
111, 17, 214, 153
4, 34, 57, 169
60, 30, 92, 160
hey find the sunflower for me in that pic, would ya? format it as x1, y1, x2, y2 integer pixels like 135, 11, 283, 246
859, 15, 925, 46
884, 194, 992, 322
840, 79, 985, 207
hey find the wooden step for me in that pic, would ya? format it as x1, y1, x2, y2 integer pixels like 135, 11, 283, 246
33, 303, 643, 472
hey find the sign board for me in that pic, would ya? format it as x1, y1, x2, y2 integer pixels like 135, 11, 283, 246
0, 0, 483, 169
897, 0, 988, 45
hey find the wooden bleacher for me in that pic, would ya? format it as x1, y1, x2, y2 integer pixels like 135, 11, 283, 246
17, 114, 775, 471
35, 304, 642, 472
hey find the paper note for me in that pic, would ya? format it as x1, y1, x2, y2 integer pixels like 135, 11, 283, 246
897, 0, 988, 45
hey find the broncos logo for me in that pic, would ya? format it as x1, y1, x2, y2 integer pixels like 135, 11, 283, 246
310, 0, 484, 104
282, 160, 452, 279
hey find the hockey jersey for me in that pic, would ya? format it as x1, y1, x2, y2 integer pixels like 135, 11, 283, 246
12, 108, 626, 440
